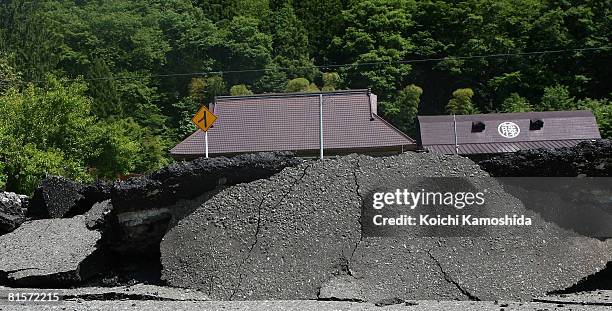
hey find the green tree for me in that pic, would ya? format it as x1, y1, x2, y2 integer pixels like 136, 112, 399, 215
0, 161, 6, 190
321, 72, 342, 91
294, 0, 344, 61
230, 84, 254, 96
501, 93, 533, 112
380, 84, 422, 136
253, 64, 288, 93
90, 118, 168, 178
541, 84, 574, 111
447, 88, 478, 115
0, 76, 165, 194
170, 97, 199, 140
270, 3, 318, 80
214, 16, 273, 86
285, 78, 311, 93
331, 0, 415, 102
0, 77, 95, 193
577, 98, 611, 139
0, 0, 61, 81
189, 76, 226, 103
0, 53, 19, 94
87, 58, 123, 118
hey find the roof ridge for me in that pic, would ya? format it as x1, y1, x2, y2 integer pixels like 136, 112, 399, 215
372, 113, 415, 143
216, 89, 370, 101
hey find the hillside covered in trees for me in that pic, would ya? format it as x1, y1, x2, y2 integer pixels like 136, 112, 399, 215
0, 0, 610, 193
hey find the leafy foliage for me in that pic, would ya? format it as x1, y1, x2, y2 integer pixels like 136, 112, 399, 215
381, 84, 422, 136
501, 93, 533, 112
447, 88, 479, 115
230, 84, 253, 96
0, 76, 166, 194
285, 78, 319, 93
0, 0, 610, 192
0, 53, 19, 94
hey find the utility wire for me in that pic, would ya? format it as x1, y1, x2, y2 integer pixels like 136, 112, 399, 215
3, 46, 611, 84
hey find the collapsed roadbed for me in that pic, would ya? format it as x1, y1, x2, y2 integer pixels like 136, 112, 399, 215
0, 140, 611, 303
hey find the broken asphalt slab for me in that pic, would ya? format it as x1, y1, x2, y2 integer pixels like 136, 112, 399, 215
160, 152, 612, 301
0, 216, 105, 287
478, 139, 611, 177
0, 192, 27, 235
28, 176, 111, 219
106, 152, 302, 257
111, 151, 302, 214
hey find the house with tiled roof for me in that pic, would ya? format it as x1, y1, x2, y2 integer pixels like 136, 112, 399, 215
418, 110, 601, 155
171, 89, 415, 159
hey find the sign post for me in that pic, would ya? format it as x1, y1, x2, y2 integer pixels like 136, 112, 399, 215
319, 93, 323, 160
192, 106, 218, 158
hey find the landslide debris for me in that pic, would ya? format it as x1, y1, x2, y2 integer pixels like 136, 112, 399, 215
0, 216, 105, 287
160, 152, 612, 301
106, 152, 302, 258
0, 191, 28, 235
478, 139, 611, 177
1, 152, 302, 288
28, 176, 110, 219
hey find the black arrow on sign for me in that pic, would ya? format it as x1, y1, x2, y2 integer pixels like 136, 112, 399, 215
198, 111, 207, 128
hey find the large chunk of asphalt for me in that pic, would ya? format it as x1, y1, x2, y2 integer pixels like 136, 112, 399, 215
111, 152, 302, 214
28, 176, 111, 219
478, 139, 611, 177
0, 191, 28, 234
160, 152, 612, 301
0, 215, 105, 287
107, 152, 302, 257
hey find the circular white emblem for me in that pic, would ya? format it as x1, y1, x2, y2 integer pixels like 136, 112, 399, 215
497, 122, 520, 138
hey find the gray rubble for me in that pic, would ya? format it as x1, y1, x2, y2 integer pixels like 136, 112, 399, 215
106, 152, 302, 257
84, 200, 113, 230
111, 152, 302, 214
0, 215, 105, 287
160, 152, 612, 301
0, 191, 28, 234
478, 139, 611, 177
27, 176, 111, 219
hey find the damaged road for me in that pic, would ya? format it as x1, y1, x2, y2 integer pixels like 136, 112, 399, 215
0, 216, 105, 287
161, 152, 612, 302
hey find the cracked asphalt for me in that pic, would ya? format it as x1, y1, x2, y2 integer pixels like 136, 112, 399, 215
160, 152, 612, 301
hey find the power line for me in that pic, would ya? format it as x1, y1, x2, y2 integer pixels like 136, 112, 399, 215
4, 46, 611, 84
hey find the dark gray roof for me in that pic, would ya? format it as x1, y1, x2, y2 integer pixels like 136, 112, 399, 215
418, 110, 601, 155
171, 90, 414, 157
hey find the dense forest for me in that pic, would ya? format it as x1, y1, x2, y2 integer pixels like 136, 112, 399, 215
0, 0, 610, 193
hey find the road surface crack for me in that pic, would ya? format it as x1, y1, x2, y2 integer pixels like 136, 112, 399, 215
427, 249, 480, 301
229, 163, 311, 300
348, 157, 364, 271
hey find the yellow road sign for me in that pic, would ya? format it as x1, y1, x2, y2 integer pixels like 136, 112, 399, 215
192, 106, 217, 132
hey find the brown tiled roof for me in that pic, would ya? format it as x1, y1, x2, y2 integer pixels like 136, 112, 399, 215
171, 89, 414, 157
418, 110, 601, 155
